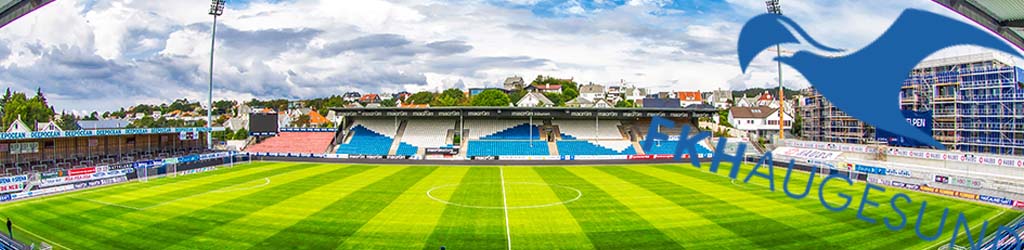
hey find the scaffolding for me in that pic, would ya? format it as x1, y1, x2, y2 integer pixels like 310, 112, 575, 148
800, 52, 1024, 156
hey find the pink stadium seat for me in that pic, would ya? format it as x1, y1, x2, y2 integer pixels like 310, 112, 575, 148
244, 132, 335, 154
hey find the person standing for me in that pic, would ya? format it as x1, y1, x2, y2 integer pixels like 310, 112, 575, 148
6, 217, 12, 239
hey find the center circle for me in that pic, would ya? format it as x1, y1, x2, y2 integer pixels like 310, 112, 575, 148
426, 182, 582, 209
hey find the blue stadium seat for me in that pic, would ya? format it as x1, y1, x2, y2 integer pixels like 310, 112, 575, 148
479, 124, 540, 140
466, 140, 548, 157
557, 141, 636, 155
641, 140, 712, 155
396, 142, 418, 156
336, 125, 395, 155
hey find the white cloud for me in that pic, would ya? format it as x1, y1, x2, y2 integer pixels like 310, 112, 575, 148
0, 0, 1009, 112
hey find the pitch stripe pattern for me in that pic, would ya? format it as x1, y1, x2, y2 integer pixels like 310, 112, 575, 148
0, 163, 1019, 250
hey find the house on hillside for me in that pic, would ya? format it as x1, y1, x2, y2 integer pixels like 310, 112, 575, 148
36, 121, 62, 132
6, 116, 30, 132
342, 92, 362, 102
728, 106, 792, 138
565, 97, 613, 108
503, 76, 526, 91
677, 91, 703, 107
359, 94, 381, 104
578, 83, 606, 101
77, 119, 131, 130
524, 83, 562, 94
516, 92, 554, 107
708, 89, 732, 109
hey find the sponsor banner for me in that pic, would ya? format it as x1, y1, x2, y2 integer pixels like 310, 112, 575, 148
774, 147, 842, 161
889, 181, 921, 190
855, 165, 887, 175
0, 175, 28, 185
1014, 200, 1024, 208
178, 167, 216, 176
0, 193, 10, 202
39, 168, 134, 187
470, 156, 498, 160
11, 184, 76, 200
69, 167, 96, 176
280, 127, 337, 132
980, 195, 1016, 206
0, 127, 216, 141
0, 183, 24, 193
425, 148, 459, 155
386, 155, 411, 160
498, 156, 560, 160
571, 155, 627, 160
786, 140, 1024, 168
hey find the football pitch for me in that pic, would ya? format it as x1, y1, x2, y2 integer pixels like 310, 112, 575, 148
0, 161, 1018, 249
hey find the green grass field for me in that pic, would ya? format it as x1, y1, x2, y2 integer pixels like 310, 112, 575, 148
0, 161, 1018, 249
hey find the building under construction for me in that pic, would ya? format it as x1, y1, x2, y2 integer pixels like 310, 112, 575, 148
799, 88, 873, 144
800, 52, 1024, 156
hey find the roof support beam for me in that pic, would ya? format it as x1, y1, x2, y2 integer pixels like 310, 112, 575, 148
934, 0, 1024, 50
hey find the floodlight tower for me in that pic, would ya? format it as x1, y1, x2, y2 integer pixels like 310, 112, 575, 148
207, 0, 225, 150
766, 0, 785, 141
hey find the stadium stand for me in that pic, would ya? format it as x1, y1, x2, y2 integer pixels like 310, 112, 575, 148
554, 120, 623, 140
400, 119, 454, 148
244, 132, 335, 154
336, 125, 397, 155
464, 120, 540, 140
557, 140, 637, 155
467, 141, 548, 157
643, 140, 713, 155
463, 119, 547, 157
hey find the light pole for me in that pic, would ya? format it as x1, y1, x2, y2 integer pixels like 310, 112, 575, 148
207, 0, 225, 150
766, 0, 784, 141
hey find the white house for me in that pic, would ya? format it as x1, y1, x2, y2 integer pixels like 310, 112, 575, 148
677, 91, 703, 107
578, 83, 606, 101
708, 89, 732, 109
516, 92, 554, 107
623, 86, 647, 103
728, 106, 793, 138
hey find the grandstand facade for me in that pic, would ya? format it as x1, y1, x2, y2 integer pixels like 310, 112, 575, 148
800, 52, 1024, 156
247, 107, 719, 159
0, 128, 212, 176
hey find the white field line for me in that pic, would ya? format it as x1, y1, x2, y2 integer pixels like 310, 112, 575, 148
12, 223, 72, 250
500, 167, 512, 250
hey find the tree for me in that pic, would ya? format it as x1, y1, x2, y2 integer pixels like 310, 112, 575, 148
561, 88, 578, 100
469, 89, 511, 106
508, 90, 527, 104
57, 112, 79, 130
543, 92, 565, 106
233, 128, 248, 140
615, 99, 635, 108
718, 109, 733, 128
407, 91, 435, 104
2, 91, 55, 131
432, 88, 466, 106
379, 99, 398, 107
291, 114, 311, 127
792, 112, 803, 137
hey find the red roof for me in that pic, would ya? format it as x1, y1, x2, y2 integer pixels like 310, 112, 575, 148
359, 94, 380, 102
757, 91, 774, 101
308, 110, 328, 124
677, 91, 703, 101
534, 84, 562, 90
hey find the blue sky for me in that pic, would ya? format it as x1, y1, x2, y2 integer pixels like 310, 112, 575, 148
0, 0, 990, 113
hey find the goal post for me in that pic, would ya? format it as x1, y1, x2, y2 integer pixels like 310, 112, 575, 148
136, 166, 149, 183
